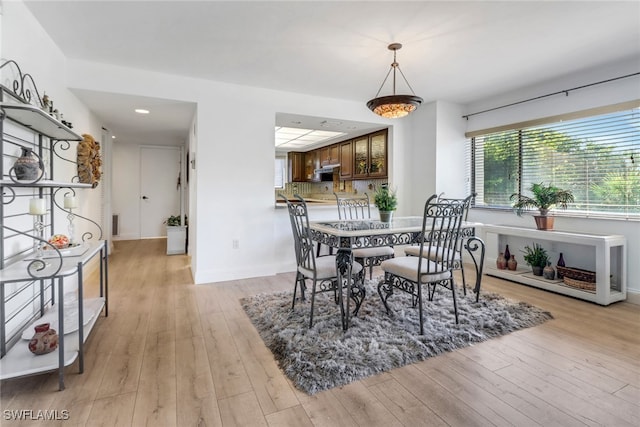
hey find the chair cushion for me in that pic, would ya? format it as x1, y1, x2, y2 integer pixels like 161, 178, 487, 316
299, 256, 363, 280
381, 256, 452, 283
352, 246, 395, 258
404, 245, 460, 262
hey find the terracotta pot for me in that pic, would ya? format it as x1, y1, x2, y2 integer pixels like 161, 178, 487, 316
28, 323, 58, 355
534, 215, 554, 230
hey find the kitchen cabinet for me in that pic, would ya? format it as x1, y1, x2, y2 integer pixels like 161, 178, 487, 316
339, 141, 353, 179
353, 129, 387, 179
304, 150, 320, 182
288, 151, 304, 182
320, 144, 339, 166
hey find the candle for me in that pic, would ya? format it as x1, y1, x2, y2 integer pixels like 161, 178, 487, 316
64, 195, 78, 209
29, 198, 46, 215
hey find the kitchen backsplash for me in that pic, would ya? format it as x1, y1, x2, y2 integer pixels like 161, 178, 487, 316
277, 178, 389, 199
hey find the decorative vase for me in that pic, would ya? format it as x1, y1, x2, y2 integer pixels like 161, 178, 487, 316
557, 252, 566, 278
504, 245, 511, 263
543, 262, 555, 280
13, 147, 42, 180
28, 323, 58, 355
532, 265, 544, 276
496, 252, 506, 270
379, 210, 393, 222
507, 255, 517, 271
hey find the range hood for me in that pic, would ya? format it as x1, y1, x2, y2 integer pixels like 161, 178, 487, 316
314, 164, 340, 173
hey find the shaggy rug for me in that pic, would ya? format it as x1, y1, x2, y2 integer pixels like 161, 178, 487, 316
241, 279, 553, 395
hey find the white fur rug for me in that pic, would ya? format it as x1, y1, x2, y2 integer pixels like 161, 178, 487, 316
241, 279, 553, 394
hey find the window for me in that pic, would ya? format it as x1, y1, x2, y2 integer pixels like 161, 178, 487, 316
470, 105, 639, 218
275, 156, 286, 189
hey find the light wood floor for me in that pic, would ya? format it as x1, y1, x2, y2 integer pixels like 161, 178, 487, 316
1, 239, 638, 426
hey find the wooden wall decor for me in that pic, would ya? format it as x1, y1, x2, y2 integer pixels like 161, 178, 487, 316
77, 133, 101, 187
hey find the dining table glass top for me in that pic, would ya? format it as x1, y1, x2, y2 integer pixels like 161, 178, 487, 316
309, 216, 481, 237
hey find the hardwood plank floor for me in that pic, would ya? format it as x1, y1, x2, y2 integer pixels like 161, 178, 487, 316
1, 238, 638, 426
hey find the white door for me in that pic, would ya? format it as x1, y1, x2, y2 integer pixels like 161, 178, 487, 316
140, 146, 181, 238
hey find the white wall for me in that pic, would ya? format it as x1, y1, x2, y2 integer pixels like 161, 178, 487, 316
455, 58, 640, 299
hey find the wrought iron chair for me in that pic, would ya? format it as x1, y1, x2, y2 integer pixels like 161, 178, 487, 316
378, 194, 466, 334
280, 194, 365, 328
334, 192, 395, 279
404, 193, 483, 301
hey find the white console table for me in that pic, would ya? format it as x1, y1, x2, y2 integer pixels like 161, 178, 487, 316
481, 225, 626, 305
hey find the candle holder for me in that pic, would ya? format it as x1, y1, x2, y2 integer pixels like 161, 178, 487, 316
29, 198, 48, 267
63, 195, 78, 245
67, 209, 75, 245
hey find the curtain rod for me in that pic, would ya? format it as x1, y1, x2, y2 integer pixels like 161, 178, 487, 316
462, 72, 640, 120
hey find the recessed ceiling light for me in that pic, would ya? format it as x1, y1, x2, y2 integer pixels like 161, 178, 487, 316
135, 109, 150, 114
112, 135, 116, 139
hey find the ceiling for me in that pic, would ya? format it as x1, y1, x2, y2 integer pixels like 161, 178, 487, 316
22, 1, 640, 148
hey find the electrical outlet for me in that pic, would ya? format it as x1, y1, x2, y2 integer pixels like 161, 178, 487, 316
232, 239, 239, 249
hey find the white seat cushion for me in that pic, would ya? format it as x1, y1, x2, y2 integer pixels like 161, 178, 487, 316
404, 245, 460, 262
299, 255, 363, 280
381, 256, 452, 283
352, 246, 395, 258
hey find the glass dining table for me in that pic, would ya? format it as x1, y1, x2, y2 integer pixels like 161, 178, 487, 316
308, 216, 485, 330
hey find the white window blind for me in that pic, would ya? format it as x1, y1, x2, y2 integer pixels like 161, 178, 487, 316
471, 107, 639, 217
275, 157, 286, 189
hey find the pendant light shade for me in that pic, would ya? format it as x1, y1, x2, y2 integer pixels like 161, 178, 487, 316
367, 43, 423, 118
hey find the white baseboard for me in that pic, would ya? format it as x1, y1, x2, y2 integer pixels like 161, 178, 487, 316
626, 289, 640, 305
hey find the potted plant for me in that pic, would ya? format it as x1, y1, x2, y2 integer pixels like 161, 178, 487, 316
521, 243, 549, 276
374, 185, 397, 222
510, 182, 574, 230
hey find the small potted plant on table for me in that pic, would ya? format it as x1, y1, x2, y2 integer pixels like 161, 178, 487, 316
374, 185, 397, 222
510, 182, 574, 230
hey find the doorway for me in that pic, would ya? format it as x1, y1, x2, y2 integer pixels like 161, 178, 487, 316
139, 146, 181, 238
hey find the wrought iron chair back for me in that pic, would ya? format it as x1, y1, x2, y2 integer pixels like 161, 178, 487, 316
335, 193, 371, 220
280, 194, 317, 276
334, 192, 395, 279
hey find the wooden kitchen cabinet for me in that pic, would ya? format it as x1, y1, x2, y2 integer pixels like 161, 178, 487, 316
321, 144, 340, 166
353, 129, 388, 179
288, 152, 305, 182
339, 141, 353, 179
304, 150, 320, 182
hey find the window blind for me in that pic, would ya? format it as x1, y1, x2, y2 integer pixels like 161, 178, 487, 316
471, 107, 639, 218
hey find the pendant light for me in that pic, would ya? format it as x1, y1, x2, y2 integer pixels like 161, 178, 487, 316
366, 43, 423, 118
